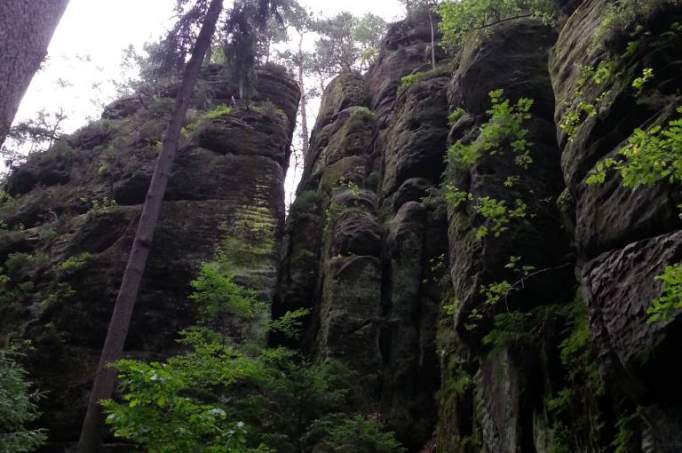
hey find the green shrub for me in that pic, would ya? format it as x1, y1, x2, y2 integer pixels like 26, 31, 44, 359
482, 311, 533, 351
0, 344, 47, 453
399, 72, 428, 91
631, 67, 654, 94
559, 60, 615, 140
438, 0, 556, 46
189, 259, 261, 337
646, 263, 682, 323
448, 90, 534, 170
103, 256, 405, 453
448, 107, 466, 126
204, 104, 233, 120
57, 252, 92, 275
308, 414, 406, 453
586, 107, 682, 188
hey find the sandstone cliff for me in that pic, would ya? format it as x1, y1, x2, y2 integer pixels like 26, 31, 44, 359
0, 64, 299, 446
277, 2, 682, 452
2, 1, 682, 452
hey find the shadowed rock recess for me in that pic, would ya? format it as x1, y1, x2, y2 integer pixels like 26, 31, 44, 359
3, 1, 682, 451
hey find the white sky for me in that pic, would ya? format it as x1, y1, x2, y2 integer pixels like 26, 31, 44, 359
12, 0, 406, 202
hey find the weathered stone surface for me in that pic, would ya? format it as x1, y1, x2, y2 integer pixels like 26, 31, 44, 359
313, 72, 370, 132
431, 19, 580, 453
475, 347, 538, 453
381, 72, 450, 197
392, 177, 430, 211
381, 201, 440, 447
196, 106, 291, 166
548, 2, 682, 449
331, 209, 382, 257
450, 21, 558, 121
276, 17, 448, 448
550, 0, 682, 257
310, 106, 376, 181
317, 255, 383, 389
366, 12, 445, 123
8, 3, 682, 451
584, 231, 682, 451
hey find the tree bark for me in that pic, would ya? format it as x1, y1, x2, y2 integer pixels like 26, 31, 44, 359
0, 0, 69, 148
297, 34, 309, 157
75, 0, 224, 451
428, 9, 436, 71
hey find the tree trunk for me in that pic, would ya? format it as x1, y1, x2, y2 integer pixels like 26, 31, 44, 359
297, 34, 309, 157
428, 10, 436, 71
75, 0, 224, 451
0, 0, 69, 148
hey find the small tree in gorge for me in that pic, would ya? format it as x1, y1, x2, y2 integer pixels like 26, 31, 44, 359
77, 0, 301, 449
76, 1, 224, 451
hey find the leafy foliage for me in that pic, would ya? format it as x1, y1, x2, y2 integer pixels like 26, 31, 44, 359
631, 67, 654, 94
312, 12, 386, 76
443, 186, 528, 240
591, 0, 681, 51
481, 311, 533, 350
438, 0, 556, 46
103, 257, 404, 452
307, 414, 406, 453
205, 104, 234, 120
559, 60, 615, 140
191, 260, 260, 323
473, 196, 527, 239
1, 109, 68, 169
399, 72, 428, 91
586, 107, 682, 187
448, 90, 534, 169
448, 107, 466, 126
0, 344, 47, 453
544, 296, 607, 452
646, 263, 682, 323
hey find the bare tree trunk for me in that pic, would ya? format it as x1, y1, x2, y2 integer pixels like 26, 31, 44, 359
75, 0, 223, 451
0, 0, 69, 148
428, 10, 436, 71
297, 34, 309, 157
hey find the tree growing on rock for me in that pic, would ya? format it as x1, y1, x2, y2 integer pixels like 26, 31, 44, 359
313, 12, 387, 81
75, 1, 225, 451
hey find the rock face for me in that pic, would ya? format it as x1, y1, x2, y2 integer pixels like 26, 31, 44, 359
278, 2, 682, 452
550, 1, 682, 450
0, 64, 299, 446
4, 2, 682, 452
